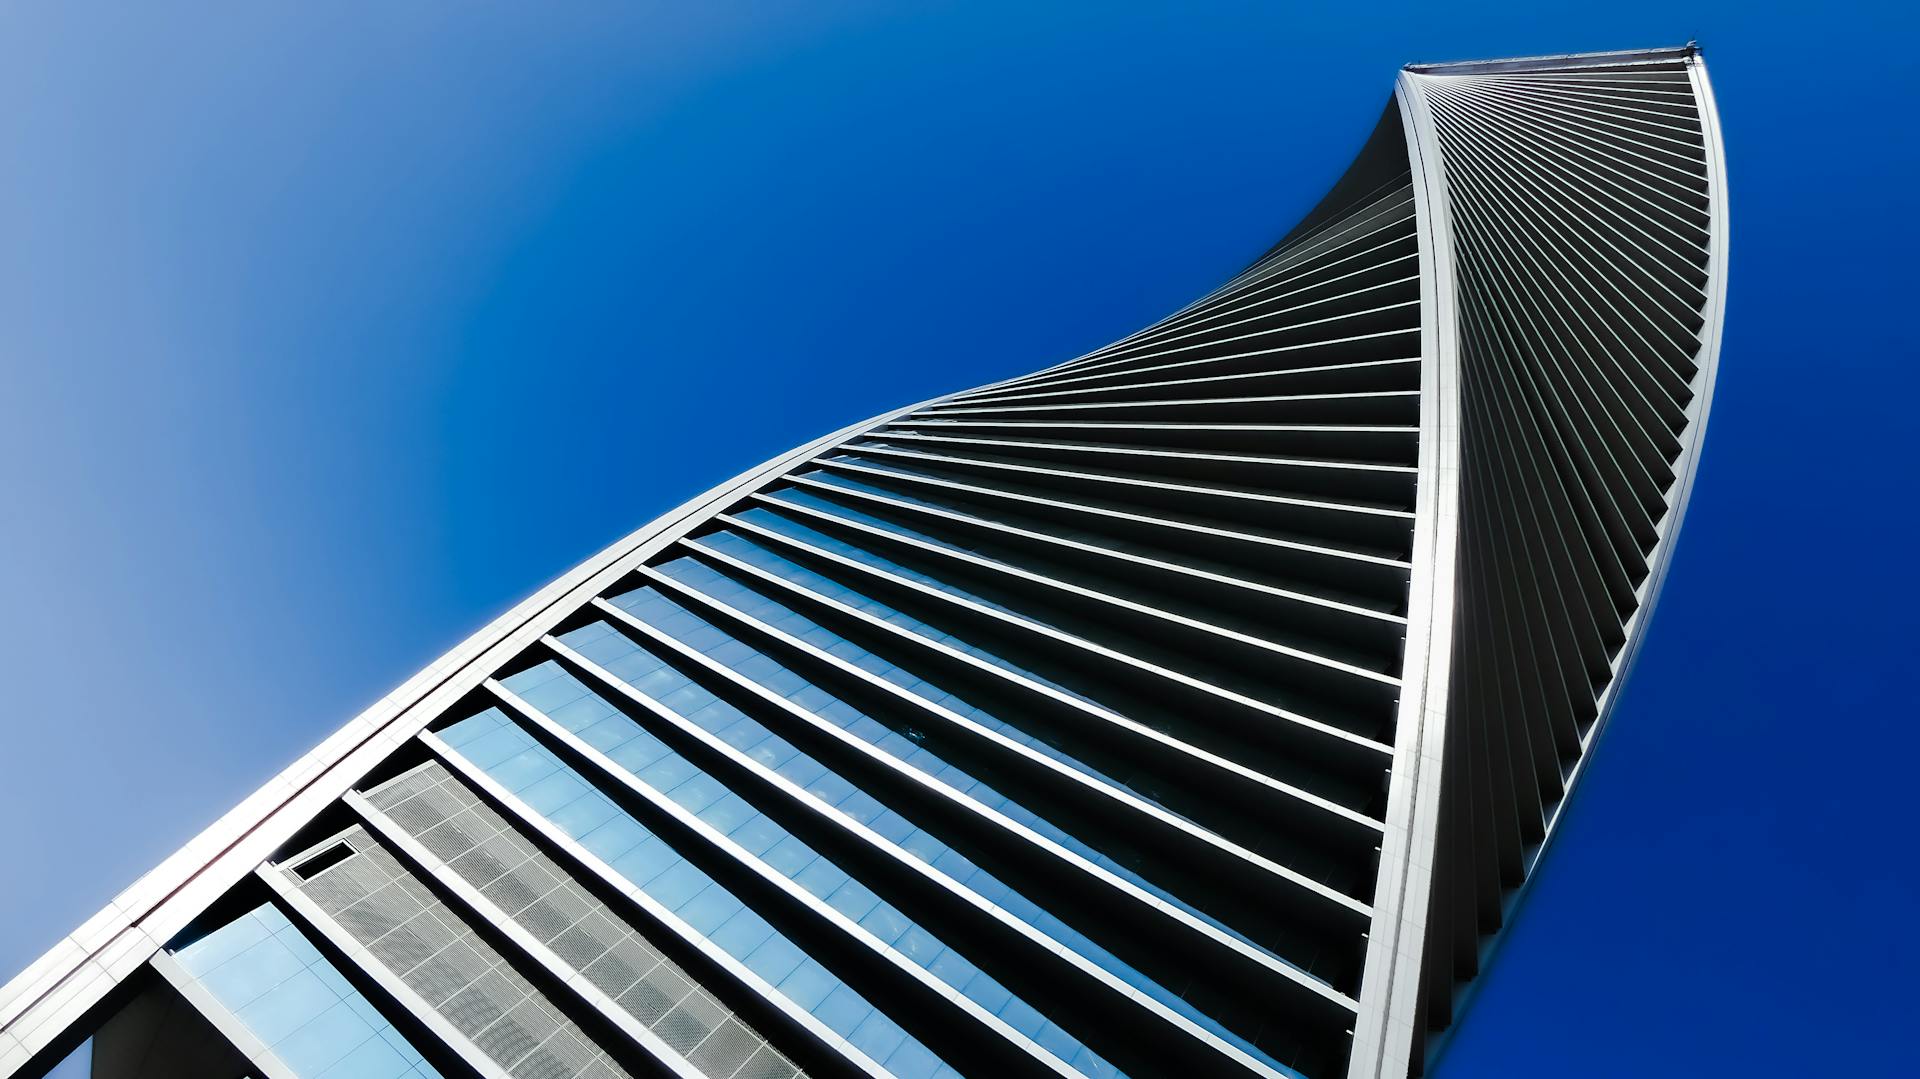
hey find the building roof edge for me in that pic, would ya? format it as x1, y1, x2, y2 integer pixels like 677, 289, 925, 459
1404, 42, 1698, 76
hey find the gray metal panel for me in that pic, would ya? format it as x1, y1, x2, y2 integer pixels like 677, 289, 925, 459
353, 763, 801, 1079
415, 730, 894, 1079
271, 828, 632, 1079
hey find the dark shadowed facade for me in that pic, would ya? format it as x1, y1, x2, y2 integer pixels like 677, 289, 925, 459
0, 45, 1725, 1079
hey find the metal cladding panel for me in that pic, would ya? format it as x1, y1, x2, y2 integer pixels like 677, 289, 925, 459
281, 828, 634, 1079
0, 46, 1723, 1079
363, 761, 803, 1079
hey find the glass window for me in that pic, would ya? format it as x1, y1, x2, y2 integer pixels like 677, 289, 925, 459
171, 903, 441, 1079
596, 585, 1315, 1070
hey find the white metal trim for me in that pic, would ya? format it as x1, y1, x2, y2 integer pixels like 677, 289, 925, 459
1346, 70, 1467, 1079
147, 950, 301, 1079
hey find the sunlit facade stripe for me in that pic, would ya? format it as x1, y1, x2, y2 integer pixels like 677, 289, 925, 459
0, 45, 1724, 1079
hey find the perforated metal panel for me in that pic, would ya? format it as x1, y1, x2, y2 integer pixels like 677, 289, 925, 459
366, 761, 803, 1079
284, 827, 634, 1079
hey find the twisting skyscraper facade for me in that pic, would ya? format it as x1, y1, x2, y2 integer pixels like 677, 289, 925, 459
0, 45, 1726, 1079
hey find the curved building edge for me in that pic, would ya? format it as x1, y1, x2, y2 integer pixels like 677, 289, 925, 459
1360, 44, 1728, 1078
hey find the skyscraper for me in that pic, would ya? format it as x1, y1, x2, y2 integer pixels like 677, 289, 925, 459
0, 44, 1726, 1079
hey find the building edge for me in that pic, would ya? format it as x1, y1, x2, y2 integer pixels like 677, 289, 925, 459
1354, 45, 1729, 1079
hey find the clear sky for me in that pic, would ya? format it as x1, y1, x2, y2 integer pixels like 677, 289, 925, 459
2, 3, 1912, 1075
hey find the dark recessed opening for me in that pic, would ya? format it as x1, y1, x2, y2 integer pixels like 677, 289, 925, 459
288, 841, 352, 880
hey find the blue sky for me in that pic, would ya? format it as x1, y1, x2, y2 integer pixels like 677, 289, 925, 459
2, 3, 1912, 1075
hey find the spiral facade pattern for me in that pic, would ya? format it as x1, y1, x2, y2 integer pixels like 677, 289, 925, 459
0, 45, 1725, 1079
